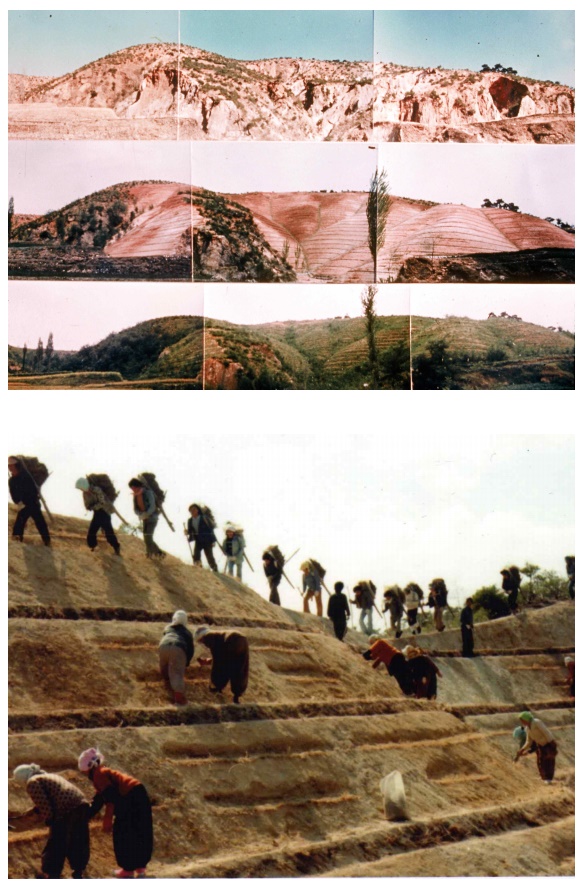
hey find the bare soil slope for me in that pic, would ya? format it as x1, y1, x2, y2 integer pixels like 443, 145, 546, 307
8, 506, 574, 878
8, 45, 574, 142
9, 184, 575, 284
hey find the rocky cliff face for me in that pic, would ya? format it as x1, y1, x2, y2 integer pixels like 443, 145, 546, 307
374, 65, 574, 132
9, 43, 574, 142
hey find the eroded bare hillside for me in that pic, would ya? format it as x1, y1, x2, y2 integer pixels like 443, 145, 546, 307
8, 44, 574, 142
8, 506, 574, 878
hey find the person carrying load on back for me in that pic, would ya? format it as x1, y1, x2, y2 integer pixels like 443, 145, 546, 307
404, 582, 423, 635
13, 763, 90, 880
223, 522, 245, 580
158, 610, 195, 706
79, 748, 153, 879
501, 566, 521, 614
351, 580, 375, 635
362, 637, 414, 696
514, 712, 558, 784
301, 559, 324, 616
383, 586, 404, 638
262, 546, 284, 605
76, 476, 121, 556
8, 455, 51, 546
428, 578, 448, 632
129, 477, 166, 560
327, 581, 351, 641
186, 503, 218, 571
403, 645, 442, 699
194, 625, 249, 704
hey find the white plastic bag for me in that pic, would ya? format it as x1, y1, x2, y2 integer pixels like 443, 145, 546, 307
379, 770, 409, 821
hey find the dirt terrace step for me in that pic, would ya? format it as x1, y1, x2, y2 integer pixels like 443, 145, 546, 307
8, 696, 574, 735
7, 603, 305, 631
153, 790, 574, 878
8, 698, 430, 734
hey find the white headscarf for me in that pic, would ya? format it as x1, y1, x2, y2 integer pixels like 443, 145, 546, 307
78, 748, 104, 772
13, 763, 44, 783
172, 610, 189, 627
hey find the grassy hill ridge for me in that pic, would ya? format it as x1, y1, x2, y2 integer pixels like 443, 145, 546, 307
9, 313, 575, 390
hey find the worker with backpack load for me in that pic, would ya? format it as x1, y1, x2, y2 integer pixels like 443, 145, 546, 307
222, 522, 246, 580
8, 455, 51, 546
428, 578, 448, 632
383, 585, 405, 638
128, 475, 166, 560
262, 545, 284, 605
75, 474, 122, 556
404, 582, 424, 635
352, 580, 376, 635
501, 566, 521, 614
185, 503, 218, 571
301, 559, 326, 616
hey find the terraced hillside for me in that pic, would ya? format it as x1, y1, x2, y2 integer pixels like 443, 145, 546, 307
8, 506, 574, 878
9, 183, 574, 283
8, 314, 575, 390
8, 43, 574, 142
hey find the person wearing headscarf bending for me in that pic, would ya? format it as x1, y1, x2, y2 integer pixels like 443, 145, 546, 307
402, 645, 443, 699
158, 610, 195, 706
13, 763, 90, 879
362, 637, 414, 697
194, 625, 249, 704
79, 749, 153, 879
514, 712, 558, 784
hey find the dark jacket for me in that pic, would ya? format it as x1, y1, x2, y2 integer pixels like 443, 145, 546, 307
159, 624, 195, 665
460, 605, 474, 628
263, 556, 282, 579
9, 472, 40, 507
327, 592, 350, 621
187, 515, 216, 545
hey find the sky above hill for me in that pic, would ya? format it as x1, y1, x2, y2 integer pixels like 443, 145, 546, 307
375, 10, 574, 86
8, 141, 573, 224
8, 282, 575, 352
7, 416, 574, 623
8, 10, 573, 85
8, 10, 373, 76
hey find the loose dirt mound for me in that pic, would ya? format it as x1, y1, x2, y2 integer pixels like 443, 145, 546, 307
8, 507, 574, 877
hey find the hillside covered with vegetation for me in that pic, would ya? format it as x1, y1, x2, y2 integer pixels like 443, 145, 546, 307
9, 312, 575, 390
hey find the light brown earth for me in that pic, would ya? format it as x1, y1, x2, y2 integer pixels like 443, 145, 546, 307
8, 45, 574, 142
8, 506, 574, 878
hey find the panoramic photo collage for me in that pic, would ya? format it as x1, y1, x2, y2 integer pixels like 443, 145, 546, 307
8, 9, 575, 390
6, 8, 576, 883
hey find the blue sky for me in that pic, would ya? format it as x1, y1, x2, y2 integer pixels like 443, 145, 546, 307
375, 11, 574, 87
9, 10, 573, 83
8, 10, 373, 76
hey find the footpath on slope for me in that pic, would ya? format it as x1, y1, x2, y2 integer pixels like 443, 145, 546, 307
7, 507, 575, 878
